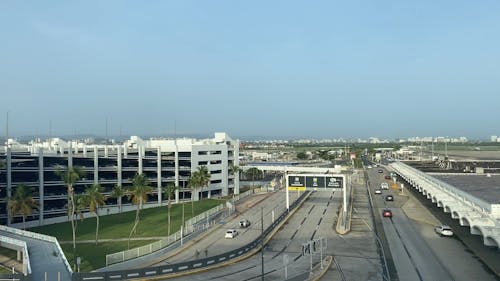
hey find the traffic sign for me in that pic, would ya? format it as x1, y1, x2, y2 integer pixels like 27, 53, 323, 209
288, 174, 344, 189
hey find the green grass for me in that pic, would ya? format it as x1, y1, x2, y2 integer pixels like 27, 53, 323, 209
0, 247, 17, 260
62, 240, 157, 272
29, 199, 223, 271
0, 247, 17, 274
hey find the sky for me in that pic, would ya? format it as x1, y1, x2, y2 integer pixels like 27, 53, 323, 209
1, 1, 500, 140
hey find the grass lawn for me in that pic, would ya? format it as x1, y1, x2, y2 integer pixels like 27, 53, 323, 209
29, 199, 223, 271
0, 247, 17, 274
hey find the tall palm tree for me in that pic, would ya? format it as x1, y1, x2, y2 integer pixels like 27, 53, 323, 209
245, 167, 261, 188
8, 184, 38, 229
110, 184, 126, 213
55, 166, 85, 251
83, 184, 106, 245
162, 183, 177, 236
74, 194, 86, 222
197, 166, 210, 197
127, 173, 152, 248
187, 173, 200, 217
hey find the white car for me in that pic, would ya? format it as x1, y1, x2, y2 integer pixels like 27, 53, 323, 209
225, 229, 238, 239
374, 189, 382, 194
367, 165, 372, 169
380, 182, 389, 190
435, 225, 453, 237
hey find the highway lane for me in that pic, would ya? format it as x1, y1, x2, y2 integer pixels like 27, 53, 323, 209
164, 189, 340, 280
368, 164, 498, 281
152, 189, 301, 266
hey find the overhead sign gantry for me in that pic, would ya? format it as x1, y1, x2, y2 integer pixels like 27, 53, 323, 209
287, 174, 344, 191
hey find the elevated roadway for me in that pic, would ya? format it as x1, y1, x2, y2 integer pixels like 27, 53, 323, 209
389, 161, 500, 249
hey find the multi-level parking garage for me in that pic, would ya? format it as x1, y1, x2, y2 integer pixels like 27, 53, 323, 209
0, 133, 239, 226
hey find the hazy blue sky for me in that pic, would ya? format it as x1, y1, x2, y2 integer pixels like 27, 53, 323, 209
1, 1, 500, 139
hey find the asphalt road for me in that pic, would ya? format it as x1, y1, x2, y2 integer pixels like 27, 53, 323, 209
367, 164, 498, 281
163, 189, 341, 280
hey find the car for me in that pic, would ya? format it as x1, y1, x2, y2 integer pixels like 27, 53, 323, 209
380, 182, 389, 189
378, 169, 384, 173
225, 229, 238, 239
384, 175, 391, 180
385, 195, 394, 201
374, 189, 382, 194
239, 219, 251, 228
367, 165, 372, 169
435, 225, 453, 237
382, 209, 393, 217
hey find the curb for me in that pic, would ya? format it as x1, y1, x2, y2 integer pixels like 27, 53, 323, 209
137, 191, 312, 280
306, 255, 332, 281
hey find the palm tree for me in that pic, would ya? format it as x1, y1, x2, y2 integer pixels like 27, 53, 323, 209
110, 184, 126, 213
245, 167, 261, 188
187, 173, 200, 217
83, 184, 106, 245
197, 166, 210, 198
8, 184, 38, 230
74, 194, 86, 222
55, 166, 85, 251
162, 183, 177, 236
127, 173, 152, 248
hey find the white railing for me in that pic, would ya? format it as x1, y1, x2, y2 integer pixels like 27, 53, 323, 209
105, 190, 255, 267
390, 162, 491, 214
105, 203, 225, 266
0, 225, 72, 274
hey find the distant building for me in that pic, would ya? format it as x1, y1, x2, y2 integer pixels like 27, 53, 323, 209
0, 133, 239, 226
491, 136, 498, 142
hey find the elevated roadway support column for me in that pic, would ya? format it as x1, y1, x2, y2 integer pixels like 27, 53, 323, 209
285, 172, 289, 210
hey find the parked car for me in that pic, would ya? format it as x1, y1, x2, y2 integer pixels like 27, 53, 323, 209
380, 182, 389, 189
435, 225, 453, 237
374, 189, 382, 194
239, 219, 251, 228
382, 209, 393, 218
385, 195, 394, 201
225, 229, 238, 239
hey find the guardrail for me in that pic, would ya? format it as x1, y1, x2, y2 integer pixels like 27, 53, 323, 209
0, 235, 31, 275
0, 225, 72, 275
105, 190, 256, 266
73, 192, 309, 281
105, 203, 225, 266
390, 162, 491, 214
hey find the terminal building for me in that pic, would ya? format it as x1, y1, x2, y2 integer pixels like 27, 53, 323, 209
0, 132, 240, 226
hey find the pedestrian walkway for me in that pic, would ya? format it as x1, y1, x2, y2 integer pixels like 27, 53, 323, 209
0, 229, 72, 281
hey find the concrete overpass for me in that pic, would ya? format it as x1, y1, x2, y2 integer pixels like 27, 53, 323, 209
389, 162, 500, 249
242, 164, 342, 174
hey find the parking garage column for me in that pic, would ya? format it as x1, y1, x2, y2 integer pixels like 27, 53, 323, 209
117, 146, 122, 186
234, 139, 240, 195
94, 146, 99, 184
6, 146, 12, 225
138, 145, 143, 174
38, 147, 45, 225
157, 147, 162, 205
174, 142, 180, 203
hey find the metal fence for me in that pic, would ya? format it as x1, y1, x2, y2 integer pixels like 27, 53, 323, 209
105, 203, 225, 266
73, 192, 309, 281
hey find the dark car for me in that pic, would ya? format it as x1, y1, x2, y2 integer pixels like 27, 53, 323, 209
382, 209, 393, 217
384, 175, 391, 180
239, 219, 251, 228
385, 195, 394, 201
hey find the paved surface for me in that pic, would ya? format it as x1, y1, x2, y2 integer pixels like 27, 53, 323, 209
431, 174, 500, 204
367, 165, 499, 281
0, 229, 72, 281
165, 190, 335, 280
